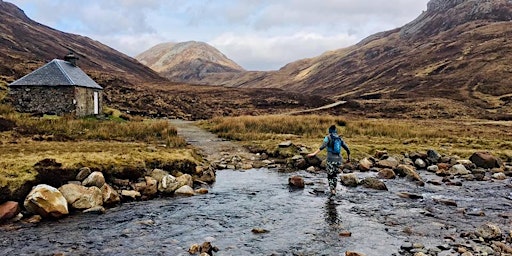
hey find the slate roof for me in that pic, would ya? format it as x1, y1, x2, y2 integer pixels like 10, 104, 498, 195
9, 59, 103, 90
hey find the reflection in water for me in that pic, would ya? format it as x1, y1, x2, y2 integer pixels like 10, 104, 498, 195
324, 198, 341, 226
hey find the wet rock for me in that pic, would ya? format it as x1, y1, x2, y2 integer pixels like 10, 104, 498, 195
24, 184, 69, 218
427, 165, 439, 173
395, 164, 423, 184
476, 223, 502, 240
120, 190, 141, 200
144, 176, 158, 197
360, 177, 388, 191
158, 174, 180, 194
101, 184, 121, 205
427, 178, 443, 185
376, 157, 399, 169
397, 192, 423, 199
448, 164, 471, 176
83, 206, 106, 214
241, 163, 253, 170
175, 185, 195, 196
0, 201, 20, 222
195, 165, 216, 183
82, 171, 106, 188
374, 150, 388, 159
188, 243, 200, 254
339, 230, 352, 237
427, 149, 442, 164
58, 183, 103, 210
306, 155, 322, 166
200, 241, 219, 255
195, 188, 209, 194
492, 172, 507, 180
24, 214, 42, 224
456, 159, 475, 170
377, 168, 396, 179
340, 173, 359, 187
306, 166, 316, 172
358, 158, 373, 171
470, 152, 502, 169
433, 198, 457, 207
252, 228, 269, 234
75, 167, 92, 181
288, 175, 305, 188
415, 158, 427, 169
345, 251, 366, 256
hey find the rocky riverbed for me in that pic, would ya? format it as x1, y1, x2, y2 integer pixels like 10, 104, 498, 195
1, 121, 511, 256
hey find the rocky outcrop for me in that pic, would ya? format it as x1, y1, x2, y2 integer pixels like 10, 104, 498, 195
24, 184, 68, 218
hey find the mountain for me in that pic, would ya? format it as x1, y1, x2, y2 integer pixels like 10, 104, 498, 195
135, 41, 244, 83
200, 0, 512, 119
0, 1, 328, 119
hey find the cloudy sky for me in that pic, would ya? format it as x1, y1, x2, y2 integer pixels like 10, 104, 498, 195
9, 0, 430, 71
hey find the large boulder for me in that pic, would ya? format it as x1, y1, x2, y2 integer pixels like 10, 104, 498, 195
470, 152, 502, 169
133, 176, 158, 198
0, 201, 20, 222
158, 175, 180, 194
340, 173, 359, 187
447, 164, 471, 176
75, 167, 92, 181
24, 184, 69, 218
149, 168, 170, 182
427, 149, 441, 164
377, 168, 396, 179
58, 184, 103, 210
288, 175, 305, 188
82, 171, 106, 188
101, 184, 121, 205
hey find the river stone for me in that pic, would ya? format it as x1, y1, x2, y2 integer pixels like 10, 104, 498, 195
470, 152, 502, 169
476, 223, 502, 240
75, 167, 92, 181
83, 206, 106, 214
150, 168, 170, 182
415, 158, 427, 169
492, 172, 507, 180
58, 183, 103, 209
376, 157, 399, 169
288, 175, 305, 188
0, 201, 20, 222
176, 174, 193, 188
358, 158, 373, 171
427, 165, 439, 173
82, 171, 106, 188
144, 176, 158, 196
345, 252, 366, 256
456, 159, 475, 170
24, 184, 69, 218
121, 190, 141, 200
188, 244, 200, 254
448, 164, 471, 176
360, 177, 388, 190
377, 168, 396, 179
395, 164, 423, 183
340, 173, 359, 187
158, 174, 180, 194
101, 184, 121, 205
427, 149, 442, 164
175, 185, 195, 196
195, 188, 209, 194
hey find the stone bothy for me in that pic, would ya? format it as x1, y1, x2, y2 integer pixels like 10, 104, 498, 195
8, 54, 103, 117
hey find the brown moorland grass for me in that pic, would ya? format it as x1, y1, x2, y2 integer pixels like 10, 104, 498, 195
0, 104, 196, 199
199, 115, 512, 161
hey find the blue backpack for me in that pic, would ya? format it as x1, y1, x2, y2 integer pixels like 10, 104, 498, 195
328, 134, 342, 154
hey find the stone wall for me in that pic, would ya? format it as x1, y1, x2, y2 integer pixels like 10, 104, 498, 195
8, 86, 103, 117
74, 87, 103, 117
9, 86, 75, 115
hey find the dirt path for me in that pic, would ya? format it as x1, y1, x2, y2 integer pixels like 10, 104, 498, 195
285, 100, 346, 115
169, 119, 254, 162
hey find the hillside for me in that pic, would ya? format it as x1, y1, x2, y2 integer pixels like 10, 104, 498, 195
0, 1, 328, 119
197, 0, 512, 119
135, 41, 244, 83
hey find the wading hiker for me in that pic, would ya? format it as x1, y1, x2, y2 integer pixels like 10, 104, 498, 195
307, 125, 350, 195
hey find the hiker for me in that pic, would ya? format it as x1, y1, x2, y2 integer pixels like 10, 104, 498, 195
307, 125, 350, 195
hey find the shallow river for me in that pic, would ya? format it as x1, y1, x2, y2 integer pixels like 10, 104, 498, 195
2, 168, 511, 256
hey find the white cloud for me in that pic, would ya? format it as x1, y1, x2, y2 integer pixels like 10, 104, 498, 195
8, 0, 430, 71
